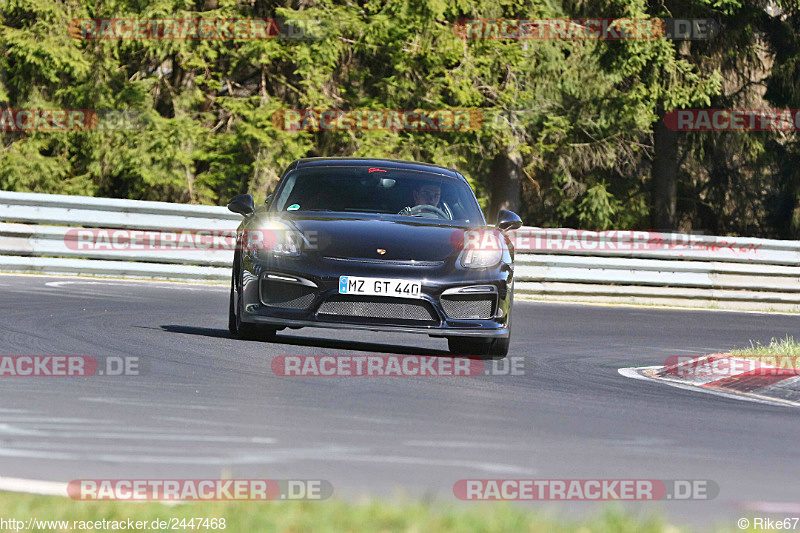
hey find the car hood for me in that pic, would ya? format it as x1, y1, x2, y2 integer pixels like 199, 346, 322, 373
273, 215, 473, 263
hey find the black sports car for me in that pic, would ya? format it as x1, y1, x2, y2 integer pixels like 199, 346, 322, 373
227, 158, 522, 357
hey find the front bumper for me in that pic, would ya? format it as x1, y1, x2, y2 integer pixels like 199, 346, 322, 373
238, 254, 513, 339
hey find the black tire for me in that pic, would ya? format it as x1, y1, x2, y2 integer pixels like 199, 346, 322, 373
447, 335, 509, 359
229, 260, 276, 341
488, 334, 510, 358
228, 271, 238, 335
236, 296, 276, 341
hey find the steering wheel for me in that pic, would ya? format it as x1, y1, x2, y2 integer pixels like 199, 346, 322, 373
404, 204, 450, 219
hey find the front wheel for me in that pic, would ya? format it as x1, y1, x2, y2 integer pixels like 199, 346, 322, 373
229, 267, 277, 341
228, 272, 238, 335
447, 334, 509, 359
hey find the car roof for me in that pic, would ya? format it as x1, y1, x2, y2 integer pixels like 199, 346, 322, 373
291, 158, 464, 180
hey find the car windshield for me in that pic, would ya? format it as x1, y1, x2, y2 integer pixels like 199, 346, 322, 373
271, 165, 484, 224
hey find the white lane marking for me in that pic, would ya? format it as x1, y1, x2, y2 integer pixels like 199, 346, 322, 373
150, 416, 231, 426
151, 416, 392, 434
650, 347, 725, 354
0, 475, 180, 505
17, 442, 266, 454
610, 437, 673, 448
30, 432, 275, 444
0, 448, 254, 463
0, 288, 129, 301
0, 448, 295, 465
0, 445, 535, 473
403, 440, 522, 450
519, 297, 800, 316
0, 424, 47, 436
0, 476, 67, 497
618, 366, 800, 408
306, 453, 536, 475
0, 423, 225, 433
45, 281, 226, 292
0, 417, 119, 424
79, 397, 237, 411
329, 414, 395, 424
219, 446, 536, 475
0, 272, 227, 286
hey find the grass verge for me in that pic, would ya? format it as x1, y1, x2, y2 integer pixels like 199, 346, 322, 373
0, 491, 731, 532
730, 335, 800, 358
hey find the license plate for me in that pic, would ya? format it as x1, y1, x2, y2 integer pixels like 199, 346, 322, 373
338, 276, 422, 298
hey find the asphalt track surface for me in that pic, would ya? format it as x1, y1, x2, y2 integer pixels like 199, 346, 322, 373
0, 273, 798, 528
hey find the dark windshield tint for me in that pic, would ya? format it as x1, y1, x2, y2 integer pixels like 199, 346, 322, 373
271, 166, 484, 224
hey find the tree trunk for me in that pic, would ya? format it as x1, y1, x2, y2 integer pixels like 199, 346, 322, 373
488, 148, 522, 223
651, 109, 679, 230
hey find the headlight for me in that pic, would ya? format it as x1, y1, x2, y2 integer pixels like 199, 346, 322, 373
272, 230, 302, 256
461, 231, 503, 268
248, 221, 303, 258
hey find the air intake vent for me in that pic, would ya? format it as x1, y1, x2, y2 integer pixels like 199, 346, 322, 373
260, 279, 316, 309
318, 296, 438, 324
440, 294, 495, 319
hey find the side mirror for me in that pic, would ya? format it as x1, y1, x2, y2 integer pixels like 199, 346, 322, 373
496, 209, 522, 231
228, 194, 255, 217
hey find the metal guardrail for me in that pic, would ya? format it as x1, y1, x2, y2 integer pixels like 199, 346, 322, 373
509, 229, 800, 309
1, 190, 798, 310
0, 191, 237, 282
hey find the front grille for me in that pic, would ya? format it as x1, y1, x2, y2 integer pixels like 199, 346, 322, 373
260, 279, 316, 309
440, 294, 495, 319
317, 295, 438, 323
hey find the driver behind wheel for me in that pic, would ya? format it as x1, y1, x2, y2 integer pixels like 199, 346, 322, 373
398, 182, 453, 219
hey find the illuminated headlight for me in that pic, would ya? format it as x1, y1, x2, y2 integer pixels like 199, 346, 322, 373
272, 230, 302, 257
461, 232, 502, 268
248, 221, 303, 258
